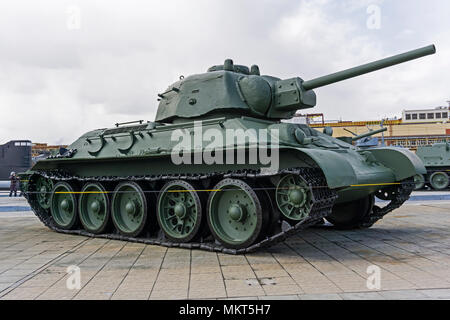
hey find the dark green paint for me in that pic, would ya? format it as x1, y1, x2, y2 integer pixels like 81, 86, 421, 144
208, 180, 260, 246
79, 183, 109, 233
415, 142, 449, 190
157, 181, 201, 240
111, 182, 147, 236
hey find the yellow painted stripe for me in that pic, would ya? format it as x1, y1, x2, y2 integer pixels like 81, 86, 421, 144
350, 182, 401, 187
55, 191, 112, 194
167, 189, 221, 192
54, 189, 222, 194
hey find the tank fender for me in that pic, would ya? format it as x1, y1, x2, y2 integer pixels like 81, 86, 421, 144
292, 148, 357, 189
363, 147, 426, 180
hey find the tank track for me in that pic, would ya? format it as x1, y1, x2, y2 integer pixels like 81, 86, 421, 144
359, 179, 415, 228
24, 167, 339, 254
22, 169, 413, 254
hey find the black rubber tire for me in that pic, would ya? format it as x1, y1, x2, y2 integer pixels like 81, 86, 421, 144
326, 195, 374, 230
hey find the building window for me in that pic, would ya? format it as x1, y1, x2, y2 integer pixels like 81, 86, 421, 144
405, 114, 411, 120
419, 113, 426, 119
436, 113, 441, 118
13, 142, 31, 147
427, 113, 434, 119
412, 114, 418, 119
443, 112, 448, 119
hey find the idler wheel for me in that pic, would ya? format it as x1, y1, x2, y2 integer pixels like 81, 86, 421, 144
79, 182, 110, 234
275, 174, 313, 221
50, 182, 79, 230
413, 174, 425, 190
36, 177, 53, 210
429, 172, 449, 190
326, 195, 374, 229
207, 179, 265, 249
157, 180, 203, 242
111, 182, 148, 237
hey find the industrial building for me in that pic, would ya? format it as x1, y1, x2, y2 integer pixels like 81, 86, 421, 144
31, 143, 68, 157
0, 141, 67, 188
0, 140, 32, 180
297, 103, 450, 151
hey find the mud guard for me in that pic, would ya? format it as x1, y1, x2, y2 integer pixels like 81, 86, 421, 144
364, 147, 426, 180
292, 148, 357, 189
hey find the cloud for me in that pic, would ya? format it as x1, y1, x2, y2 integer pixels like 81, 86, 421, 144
269, 0, 449, 121
0, 0, 448, 144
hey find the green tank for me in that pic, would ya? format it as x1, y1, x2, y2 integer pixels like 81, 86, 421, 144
20, 45, 435, 253
337, 127, 387, 145
414, 142, 450, 190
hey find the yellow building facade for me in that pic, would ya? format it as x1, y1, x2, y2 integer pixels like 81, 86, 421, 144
305, 110, 449, 151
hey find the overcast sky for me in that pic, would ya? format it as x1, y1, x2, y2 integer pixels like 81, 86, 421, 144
0, 0, 448, 145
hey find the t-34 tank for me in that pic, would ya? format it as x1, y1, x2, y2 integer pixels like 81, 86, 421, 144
414, 142, 450, 190
337, 127, 387, 147
20, 45, 435, 253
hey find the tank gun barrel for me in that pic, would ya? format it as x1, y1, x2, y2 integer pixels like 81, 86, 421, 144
302, 45, 436, 91
351, 127, 387, 141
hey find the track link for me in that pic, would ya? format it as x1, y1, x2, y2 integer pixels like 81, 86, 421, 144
359, 179, 415, 228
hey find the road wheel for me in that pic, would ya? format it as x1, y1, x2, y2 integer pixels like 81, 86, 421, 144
36, 177, 53, 210
50, 182, 78, 229
79, 182, 110, 234
111, 182, 148, 237
207, 179, 265, 249
157, 180, 203, 242
429, 172, 449, 190
413, 174, 425, 190
275, 174, 313, 221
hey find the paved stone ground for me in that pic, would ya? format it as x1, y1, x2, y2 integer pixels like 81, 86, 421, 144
0, 194, 449, 300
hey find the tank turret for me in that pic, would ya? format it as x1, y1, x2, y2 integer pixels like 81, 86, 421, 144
155, 45, 435, 123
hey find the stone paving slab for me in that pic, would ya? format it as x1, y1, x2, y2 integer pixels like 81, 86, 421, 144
0, 196, 449, 300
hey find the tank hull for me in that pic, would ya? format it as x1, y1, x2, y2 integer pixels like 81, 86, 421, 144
25, 117, 424, 185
